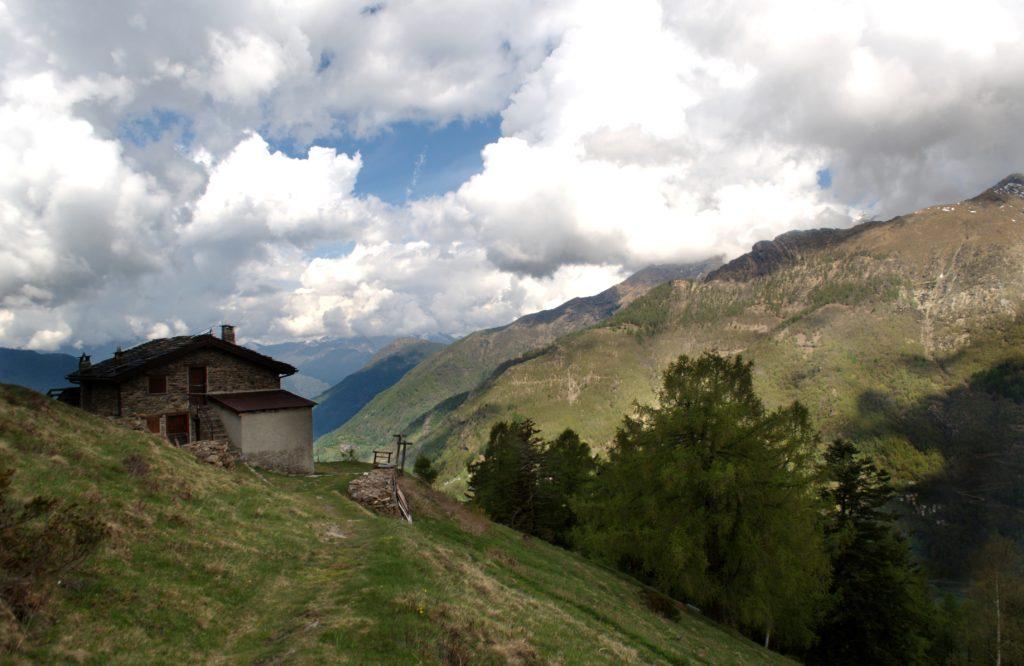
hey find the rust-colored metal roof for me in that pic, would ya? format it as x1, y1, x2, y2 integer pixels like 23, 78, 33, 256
207, 389, 314, 413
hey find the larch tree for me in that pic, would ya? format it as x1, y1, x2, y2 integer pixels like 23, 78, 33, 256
572, 353, 829, 650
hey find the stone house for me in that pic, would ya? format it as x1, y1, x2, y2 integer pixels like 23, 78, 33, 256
66, 325, 315, 473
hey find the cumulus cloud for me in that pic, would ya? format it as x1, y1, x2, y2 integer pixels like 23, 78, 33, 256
0, 71, 169, 314
280, 241, 627, 339
187, 133, 366, 242
1, 0, 1023, 350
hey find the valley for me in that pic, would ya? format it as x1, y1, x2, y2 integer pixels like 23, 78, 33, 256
325, 175, 1024, 580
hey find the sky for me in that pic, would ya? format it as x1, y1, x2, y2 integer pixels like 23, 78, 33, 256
1, 0, 1023, 350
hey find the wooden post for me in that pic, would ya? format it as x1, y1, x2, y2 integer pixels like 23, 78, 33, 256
392, 434, 412, 476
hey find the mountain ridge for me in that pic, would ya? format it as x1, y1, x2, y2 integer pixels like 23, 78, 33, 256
405, 173, 1024, 578
705, 223, 886, 282
312, 337, 447, 439
250, 336, 397, 398
0, 347, 79, 393
316, 257, 722, 457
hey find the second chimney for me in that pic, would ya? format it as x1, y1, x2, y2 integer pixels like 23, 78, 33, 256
221, 324, 236, 344
79, 353, 91, 371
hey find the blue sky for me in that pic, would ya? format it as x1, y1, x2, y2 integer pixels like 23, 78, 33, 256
120, 107, 193, 148
270, 116, 502, 204
121, 109, 502, 205
4, 0, 1022, 350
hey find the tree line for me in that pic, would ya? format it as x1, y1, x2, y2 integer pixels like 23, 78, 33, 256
431, 352, 1023, 663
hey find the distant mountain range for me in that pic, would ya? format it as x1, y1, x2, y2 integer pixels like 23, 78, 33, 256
0, 348, 78, 393
312, 338, 446, 440
372, 173, 1024, 580
250, 336, 396, 398
315, 258, 722, 456
2, 333, 455, 402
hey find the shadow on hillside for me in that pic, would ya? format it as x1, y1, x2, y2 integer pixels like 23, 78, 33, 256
849, 360, 1024, 580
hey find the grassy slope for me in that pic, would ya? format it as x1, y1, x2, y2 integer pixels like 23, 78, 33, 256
316, 328, 546, 459
0, 385, 781, 664
418, 190, 1024, 509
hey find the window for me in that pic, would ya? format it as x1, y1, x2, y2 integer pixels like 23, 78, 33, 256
165, 414, 189, 445
145, 415, 161, 433
188, 367, 208, 405
148, 375, 167, 394
188, 366, 207, 394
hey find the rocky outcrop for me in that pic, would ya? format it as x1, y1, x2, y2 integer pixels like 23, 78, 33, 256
706, 223, 883, 283
514, 258, 722, 329
970, 173, 1024, 204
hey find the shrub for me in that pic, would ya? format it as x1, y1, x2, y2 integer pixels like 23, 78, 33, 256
122, 453, 151, 477
413, 455, 439, 484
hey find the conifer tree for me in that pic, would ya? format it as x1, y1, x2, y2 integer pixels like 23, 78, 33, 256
573, 353, 828, 649
811, 439, 935, 664
535, 429, 596, 545
468, 420, 594, 544
467, 420, 543, 533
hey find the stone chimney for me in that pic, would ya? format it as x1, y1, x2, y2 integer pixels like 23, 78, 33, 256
113, 346, 124, 361
78, 353, 91, 371
221, 324, 236, 344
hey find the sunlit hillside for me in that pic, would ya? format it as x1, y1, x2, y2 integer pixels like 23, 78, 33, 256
0, 384, 781, 663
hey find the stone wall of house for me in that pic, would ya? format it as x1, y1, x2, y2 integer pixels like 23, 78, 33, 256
119, 348, 281, 420
81, 382, 120, 416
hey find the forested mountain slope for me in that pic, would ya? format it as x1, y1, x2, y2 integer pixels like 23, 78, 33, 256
312, 338, 446, 438
416, 175, 1024, 578
317, 259, 720, 458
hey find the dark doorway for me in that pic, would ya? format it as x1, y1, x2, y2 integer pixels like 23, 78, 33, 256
166, 414, 189, 445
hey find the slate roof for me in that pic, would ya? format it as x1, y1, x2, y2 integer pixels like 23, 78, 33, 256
207, 389, 314, 413
67, 334, 296, 383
